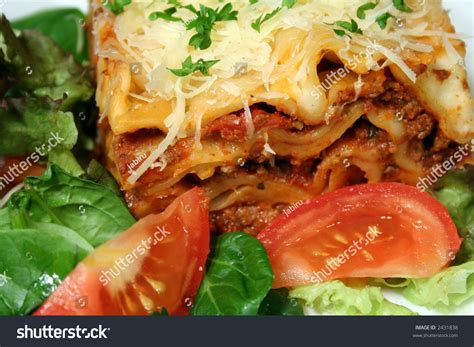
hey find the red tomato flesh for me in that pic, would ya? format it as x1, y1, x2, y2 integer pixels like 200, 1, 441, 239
34, 187, 210, 315
257, 183, 461, 288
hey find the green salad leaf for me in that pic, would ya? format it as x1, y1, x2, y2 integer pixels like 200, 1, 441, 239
0, 15, 92, 109
0, 15, 93, 158
0, 208, 11, 230
0, 97, 78, 156
86, 159, 122, 196
191, 232, 274, 315
8, 165, 135, 247
290, 280, 416, 315
12, 9, 88, 63
403, 261, 474, 311
432, 166, 474, 263
258, 288, 304, 316
48, 149, 84, 177
0, 225, 92, 315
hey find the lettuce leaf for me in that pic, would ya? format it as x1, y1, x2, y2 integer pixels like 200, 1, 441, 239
0, 15, 92, 108
432, 166, 474, 263
290, 280, 416, 315
12, 9, 88, 63
0, 14, 93, 157
0, 97, 78, 156
403, 261, 474, 311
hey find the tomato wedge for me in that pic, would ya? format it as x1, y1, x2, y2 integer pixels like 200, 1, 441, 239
34, 187, 210, 315
257, 183, 461, 288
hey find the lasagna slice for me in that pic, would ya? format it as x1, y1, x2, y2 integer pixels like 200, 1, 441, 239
90, 0, 474, 234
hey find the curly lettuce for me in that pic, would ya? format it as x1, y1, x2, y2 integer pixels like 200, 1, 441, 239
290, 280, 416, 315
403, 261, 474, 312
432, 166, 474, 264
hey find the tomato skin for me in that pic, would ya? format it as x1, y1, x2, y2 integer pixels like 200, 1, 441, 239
34, 187, 210, 316
257, 183, 461, 288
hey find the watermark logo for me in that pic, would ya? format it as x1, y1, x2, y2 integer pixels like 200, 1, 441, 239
130, 62, 142, 75
99, 224, 172, 286
0, 132, 65, 193
234, 62, 248, 76
0, 271, 11, 287
283, 200, 304, 218
127, 153, 147, 175
310, 225, 382, 284
416, 141, 474, 192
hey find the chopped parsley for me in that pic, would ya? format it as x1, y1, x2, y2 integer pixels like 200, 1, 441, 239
333, 19, 363, 38
392, 0, 413, 13
103, 0, 132, 15
168, 56, 219, 77
375, 12, 395, 29
251, 0, 296, 32
185, 3, 239, 50
150, 2, 238, 50
356, 1, 379, 20
149, 7, 181, 22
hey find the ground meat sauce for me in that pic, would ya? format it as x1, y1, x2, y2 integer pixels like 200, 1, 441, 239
204, 106, 292, 141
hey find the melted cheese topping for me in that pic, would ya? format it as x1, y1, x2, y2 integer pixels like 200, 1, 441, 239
93, 0, 473, 184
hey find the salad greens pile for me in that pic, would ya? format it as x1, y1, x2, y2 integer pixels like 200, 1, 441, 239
0, 11, 94, 167
0, 9, 135, 315
0, 165, 135, 315
0, 6, 473, 317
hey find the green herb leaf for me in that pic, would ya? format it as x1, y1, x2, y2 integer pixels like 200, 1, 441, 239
191, 232, 274, 315
103, 0, 132, 15
375, 12, 395, 29
149, 7, 181, 22
357, 2, 379, 19
251, 0, 296, 32
184, 3, 238, 50
335, 19, 363, 34
168, 56, 219, 77
392, 0, 413, 13
258, 288, 304, 316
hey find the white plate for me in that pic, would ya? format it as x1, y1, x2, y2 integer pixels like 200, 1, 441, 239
1, 0, 473, 316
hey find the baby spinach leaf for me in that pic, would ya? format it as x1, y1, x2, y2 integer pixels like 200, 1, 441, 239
191, 232, 273, 315
8, 165, 135, 247
86, 160, 122, 196
12, 9, 88, 63
258, 288, 304, 316
0, 225, 92, 315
